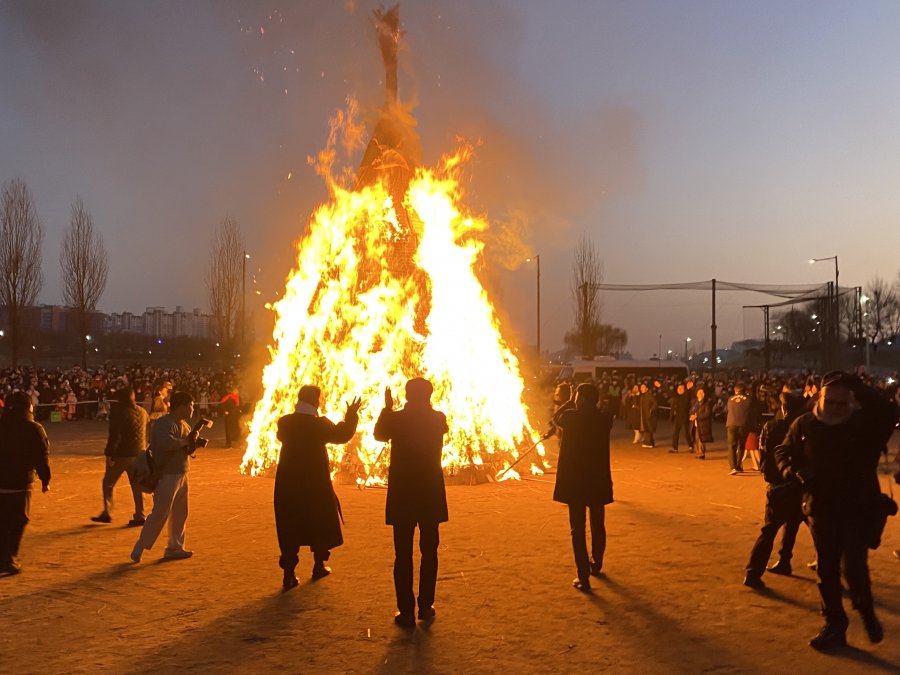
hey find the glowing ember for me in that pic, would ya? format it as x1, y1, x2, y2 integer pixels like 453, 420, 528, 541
240, 6, 544, 483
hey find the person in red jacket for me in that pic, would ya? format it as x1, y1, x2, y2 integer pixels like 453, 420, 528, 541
220, 388, 242, 448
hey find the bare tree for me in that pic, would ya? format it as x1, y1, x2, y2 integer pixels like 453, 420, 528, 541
60, 197, 109, 368
863, 276, 896, 348
888, 270, 900, 341
0, 178, 44, 366
570, 232, 604, 357
206, 215, 244, 348
564, 322, 627, 357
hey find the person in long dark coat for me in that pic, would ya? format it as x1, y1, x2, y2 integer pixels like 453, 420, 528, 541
0, 391, 51, 575
274, 385, 361, 590
551, 383, 614, 592
669, 383, 692, 453
625, 385, 642, 444
373, 378, 448, 628
690, 388, 714, 459
639, 383, 658, 447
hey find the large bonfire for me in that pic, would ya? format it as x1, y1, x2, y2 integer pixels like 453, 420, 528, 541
240, 6, 544, 484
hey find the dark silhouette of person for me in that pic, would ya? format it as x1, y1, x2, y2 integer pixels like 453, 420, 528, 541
275, 385, 360, 589
220, 388, 242, 448
669, 383, 691, 453
0, 391, 51, 575
374, 378, 448, 628
743, 393, 806, 588
551, 382, 614, 591
776, 371, 899, 650
91, 386, 148, 526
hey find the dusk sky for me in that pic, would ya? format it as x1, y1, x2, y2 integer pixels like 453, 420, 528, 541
2, 0, 900, 358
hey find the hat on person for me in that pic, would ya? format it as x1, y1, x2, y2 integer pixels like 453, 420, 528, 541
821, 370, 853, 389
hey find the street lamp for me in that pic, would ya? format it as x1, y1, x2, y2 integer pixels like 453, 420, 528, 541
683, 336, 692, 361
525, 255, 540, 364
861, 293, 870, 368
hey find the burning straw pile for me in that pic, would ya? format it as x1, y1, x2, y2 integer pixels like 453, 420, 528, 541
241, 5, 544, 485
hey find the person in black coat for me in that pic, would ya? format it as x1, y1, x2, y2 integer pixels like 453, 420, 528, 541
639, 383, 658, 447
689, 388, 714, 459
551, 383, 614, 591
625, 385, 642, 444
743, 393, 806, 588
373, 378, 448, 628
0, 391, 51, 575
775, 371, 899, 650
274, 385, 361, 589
669, 383, 692, 453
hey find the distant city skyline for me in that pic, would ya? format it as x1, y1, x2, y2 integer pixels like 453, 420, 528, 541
2, 1, 900, 358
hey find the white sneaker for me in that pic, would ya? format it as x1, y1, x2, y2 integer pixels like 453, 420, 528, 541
130, 542, 144, 563
163, 549, 193, 560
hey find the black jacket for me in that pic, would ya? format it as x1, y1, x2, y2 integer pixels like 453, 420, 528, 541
775, 386, 898, 518
274, 410, 358, 550
0, 411, 51, 491
552, 404, 614, 507
759, 418, 793, 485
104, 401, 149, 457
374, 404, 448, 526
691, 398, 714, 443
640, 393, 658, 433
670, 392, 691, 422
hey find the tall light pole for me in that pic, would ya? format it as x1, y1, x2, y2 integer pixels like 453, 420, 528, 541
861, 292, 871, 368
241, 251, 250, 357
683, 336, 692, 361
809, 255, 839, 366
526, 255, 540, 365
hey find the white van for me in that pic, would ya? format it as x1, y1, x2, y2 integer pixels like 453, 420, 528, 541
557, 358, 689, 384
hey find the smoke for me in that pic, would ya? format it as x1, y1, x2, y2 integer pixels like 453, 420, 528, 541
0, 0, 642, 333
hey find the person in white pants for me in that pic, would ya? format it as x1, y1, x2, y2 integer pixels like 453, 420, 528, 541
131, 392, 196, 562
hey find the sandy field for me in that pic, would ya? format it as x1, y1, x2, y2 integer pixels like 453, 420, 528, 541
1, 419, 898, 674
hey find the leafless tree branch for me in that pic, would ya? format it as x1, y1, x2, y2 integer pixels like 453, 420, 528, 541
0, 177, 44, 365
570, 232, 604, 357
206, 214, 244, 346
60, 196, 108, 367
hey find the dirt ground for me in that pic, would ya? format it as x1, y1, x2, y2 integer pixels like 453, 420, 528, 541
1, 418, 899, 674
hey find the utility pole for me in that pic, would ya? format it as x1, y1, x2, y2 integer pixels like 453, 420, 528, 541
711, 278, 717, 376
241, 251, 249, 356
536, 254, 541, 362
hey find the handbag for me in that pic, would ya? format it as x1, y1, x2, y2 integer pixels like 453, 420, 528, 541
131, 449, 161, 494
866, 452, 898, 550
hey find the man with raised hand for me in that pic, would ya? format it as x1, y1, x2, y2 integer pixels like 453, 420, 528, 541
374, 378, 448, 629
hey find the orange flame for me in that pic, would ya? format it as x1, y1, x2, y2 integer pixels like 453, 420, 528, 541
240, 106, 542, 484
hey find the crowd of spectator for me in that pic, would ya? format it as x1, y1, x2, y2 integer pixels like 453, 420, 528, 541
555, 367, 900, 449
0, 364, 248, 422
